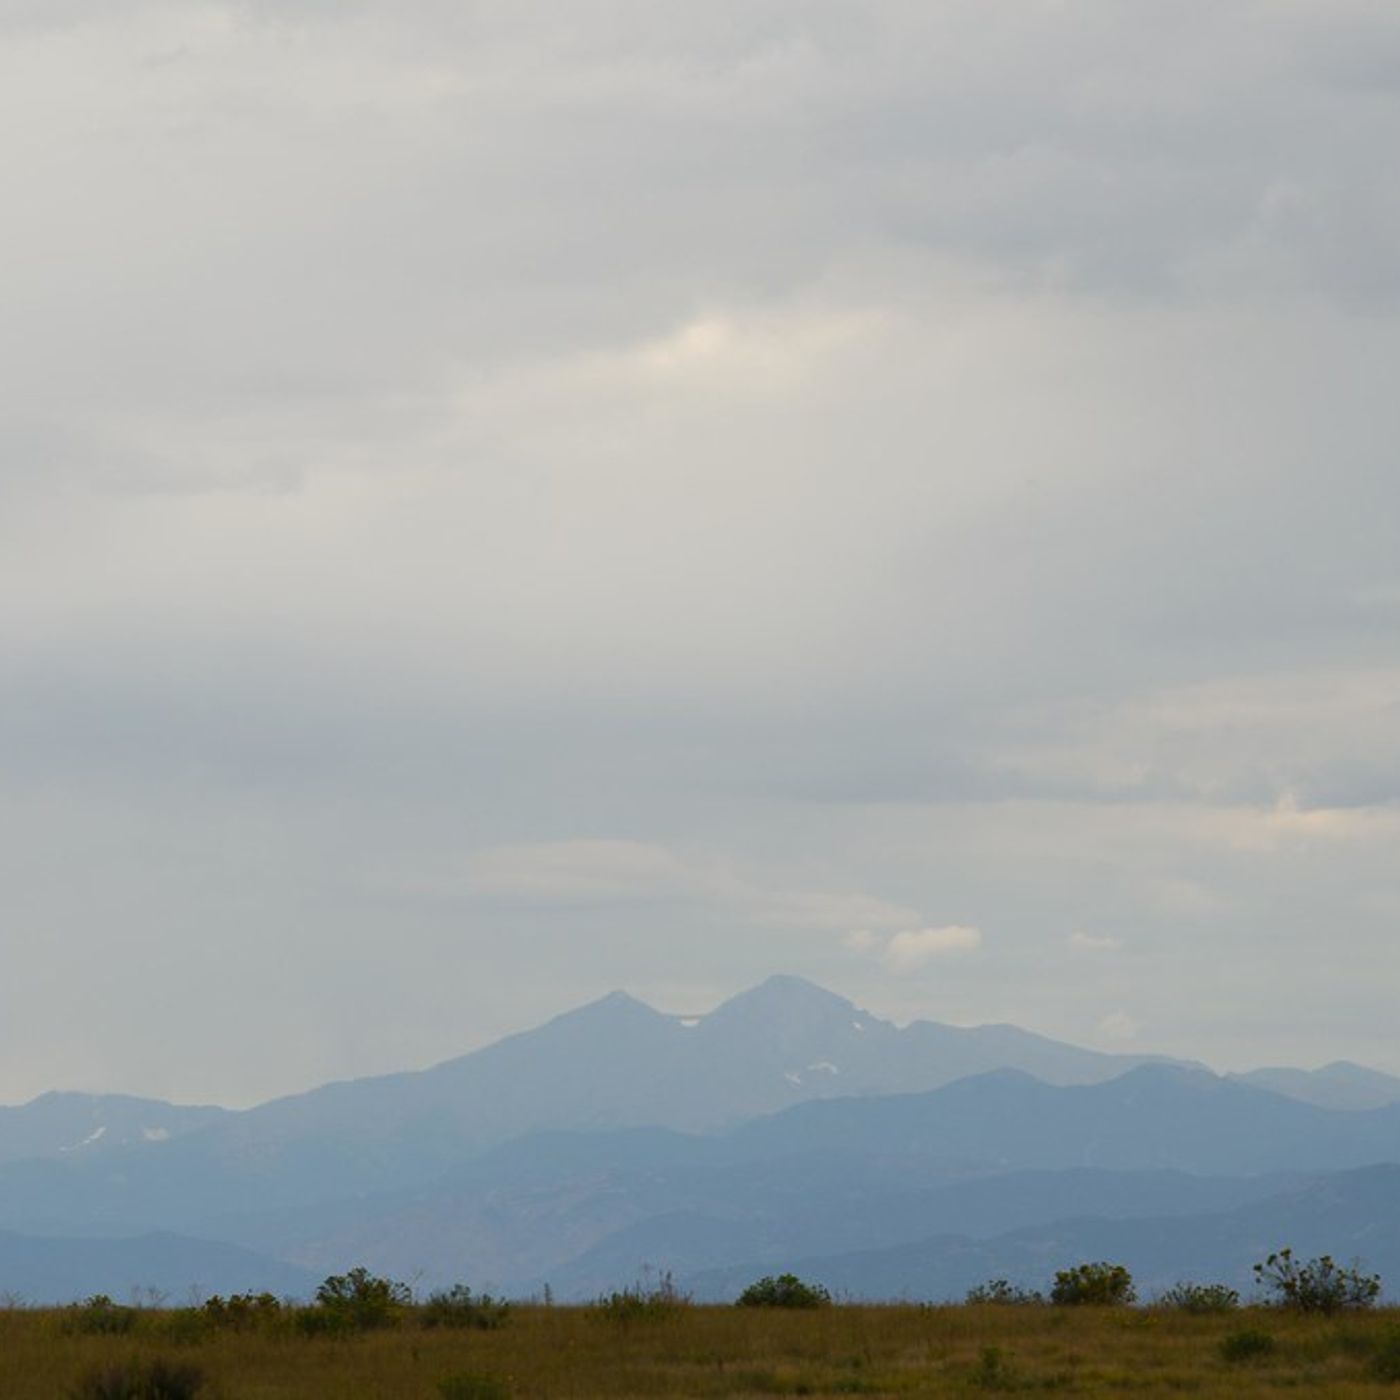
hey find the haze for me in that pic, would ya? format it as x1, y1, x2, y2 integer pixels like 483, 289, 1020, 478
3, 1, 1399, 1107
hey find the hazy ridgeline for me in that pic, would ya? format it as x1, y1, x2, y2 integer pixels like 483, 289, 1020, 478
4, 979, 1400, 1307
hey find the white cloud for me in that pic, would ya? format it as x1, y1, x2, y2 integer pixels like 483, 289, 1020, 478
985, 667, 1400, 811
1228, 795, 1400, 852
879, 926, 984, 972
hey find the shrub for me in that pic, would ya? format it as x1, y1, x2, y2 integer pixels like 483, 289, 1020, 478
420, 1285, 511, 1330
596, 1271, 689, 1323
1220, 1327, 1276, 1364
1157, 1281, 1240, 1314
965, 1278, 1043, 1306
69, 1358, 204, 1400
200, 1291, 283, 1330
438, 1374, 511, 1400
61, 1295, 137, 1336
304, 1266, 411, 1333
1252, 1248, 1381, 1313
735, 1273, 831, 1309
1049, 1262, 1136, 1306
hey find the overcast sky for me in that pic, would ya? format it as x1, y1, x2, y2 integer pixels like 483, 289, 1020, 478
4, 1, 1400, 1107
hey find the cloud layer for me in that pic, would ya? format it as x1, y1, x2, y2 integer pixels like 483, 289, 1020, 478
2, 1, 1399, 1103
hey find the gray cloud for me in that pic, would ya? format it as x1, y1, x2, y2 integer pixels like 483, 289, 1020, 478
3, 1, 1400, 1104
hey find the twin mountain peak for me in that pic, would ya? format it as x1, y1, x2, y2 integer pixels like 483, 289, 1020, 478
5, 975, 1400, 1303
5, 974, 1396, 1168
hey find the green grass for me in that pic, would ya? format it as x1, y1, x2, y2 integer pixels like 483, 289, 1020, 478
6, 1302, 1400, 1397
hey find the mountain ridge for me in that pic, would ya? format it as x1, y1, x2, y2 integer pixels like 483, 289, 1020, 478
0, 1228, 317, 1305
1, 978, 1399, 1301
8, 978, 1398, 1145
2, 976, 1213, 1174
241, 1066, 1400, 1292
683, 1163, 1400, 1303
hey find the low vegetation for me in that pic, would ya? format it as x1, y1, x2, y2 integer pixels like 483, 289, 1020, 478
595, 1270, 690, 1323
198, 1291, 283, 1330
1373, 1328, 1400, 1383
965, 1279, 1045, 1306
306, 1265, 413, 1333
1157, 1281, 1241, 1314
436, 1374, 511, 1400
1253, 1249, 1383, 1313
1218, 1325, 1278, 1364
62, 1295, 145, 1336
0, 1255, 1390, 1397
420, 1285, 511, 1331
4, 1296, 1394, 1398
735, 1273, 832, 1309
1049, 1261, 1138, 1306
69, 1356, 206, 1400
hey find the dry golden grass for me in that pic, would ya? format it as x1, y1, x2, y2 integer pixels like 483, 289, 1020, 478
4, 1302, 1400, 1398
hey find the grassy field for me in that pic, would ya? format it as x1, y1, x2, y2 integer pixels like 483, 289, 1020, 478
6, 1301, 1400, 1399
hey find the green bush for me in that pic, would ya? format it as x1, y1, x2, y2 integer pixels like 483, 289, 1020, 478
735, 1273, 831, 1309
1049, 1262, 1136, 1306
437, 1373, 511, 1400
303, 1266, 411, 1333
61, 1295, 138, 1336
1220, 1327, 1276, 1364
1156, 1281, 1240, 1313
420, 1284, 511, 1330
69, 1358, 204, 1400
1252, 1248, 1381, 1313
965, 1278, 1043, 1306
200, 1291, 283, 1330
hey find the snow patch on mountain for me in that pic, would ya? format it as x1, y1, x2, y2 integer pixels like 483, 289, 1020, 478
60, 1126, 106, 1152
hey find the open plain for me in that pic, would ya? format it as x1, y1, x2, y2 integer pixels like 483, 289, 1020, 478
7, 1302, 1400, 1399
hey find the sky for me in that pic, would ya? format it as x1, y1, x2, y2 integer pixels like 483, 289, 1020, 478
3, 0, 1400, 1107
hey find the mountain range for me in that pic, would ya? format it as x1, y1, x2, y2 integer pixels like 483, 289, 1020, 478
686, 1164, 1400, 1303
3, 975, 1399, 1303
0, 1093, 228, 1165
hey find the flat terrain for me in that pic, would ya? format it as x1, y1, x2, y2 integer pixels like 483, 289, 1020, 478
6, 1303, 1400, 1398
